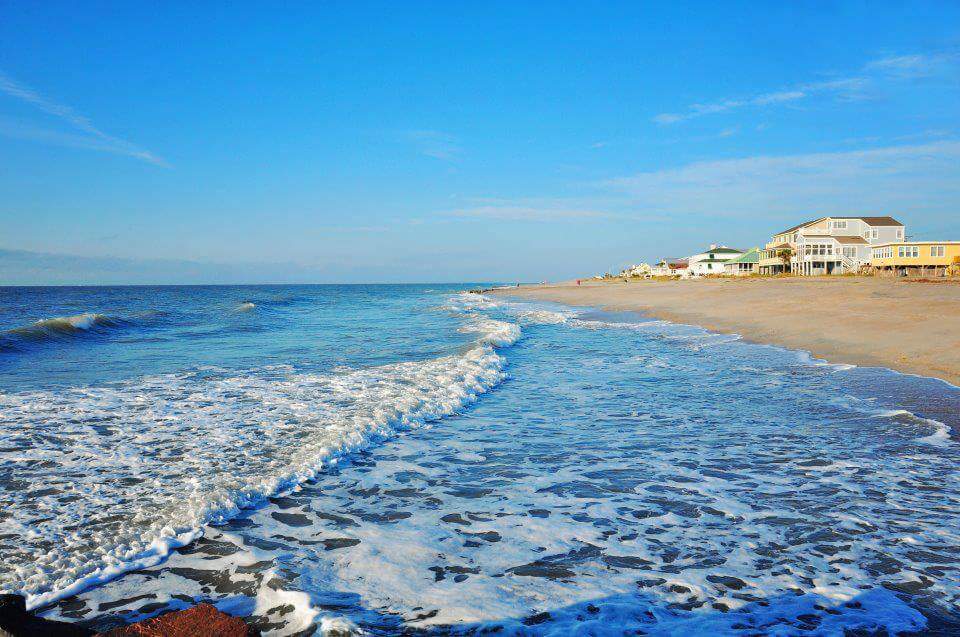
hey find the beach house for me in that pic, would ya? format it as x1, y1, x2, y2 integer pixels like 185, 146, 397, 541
758, 216, 905, 276
688, 245, 744, 276
871, 241, 960, 277
723, 248, 760, 276
651, 258, 689, 277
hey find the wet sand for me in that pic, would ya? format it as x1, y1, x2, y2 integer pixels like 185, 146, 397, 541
491, 277, 960, 388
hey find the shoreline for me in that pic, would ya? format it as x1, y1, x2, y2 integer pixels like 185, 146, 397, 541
490, 277, 960, 388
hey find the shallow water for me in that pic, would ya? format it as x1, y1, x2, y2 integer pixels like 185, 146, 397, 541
1, 285, 958, 635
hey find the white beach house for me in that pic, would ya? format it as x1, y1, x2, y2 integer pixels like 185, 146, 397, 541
688, 245, 745, 276
651, 258, 689, 277
757, 216, 905, 276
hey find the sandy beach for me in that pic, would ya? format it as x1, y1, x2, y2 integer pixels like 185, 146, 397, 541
492, 277, 960, 388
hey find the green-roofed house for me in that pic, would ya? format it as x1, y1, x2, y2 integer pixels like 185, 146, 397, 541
723, 247, 760, 276
687, 245, 745, 276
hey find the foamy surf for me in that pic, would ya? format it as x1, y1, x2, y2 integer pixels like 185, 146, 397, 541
878, 409, 953, 446
6, 287, 960, 635
0, 305, 521, 610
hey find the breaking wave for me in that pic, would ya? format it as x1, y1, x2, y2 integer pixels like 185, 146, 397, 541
1, 313, 135, 351
10, 312, 125, 336
0, 306, 521, 609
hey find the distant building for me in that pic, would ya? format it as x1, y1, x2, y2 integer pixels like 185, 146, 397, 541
723, 247, 760, 276
618, 263, 653, 278
758, 216, 905, 276
651, 257, 689, 277
688, 245, 744, 276
871, 241, 960, 277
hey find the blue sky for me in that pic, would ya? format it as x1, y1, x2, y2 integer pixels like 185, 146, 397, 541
1, 1, 959, 284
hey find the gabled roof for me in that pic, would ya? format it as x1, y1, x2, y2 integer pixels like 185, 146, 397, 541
725, 247, 760, 264
774, 218, 824, 236
702, 246, 744, 254
775, 215, 903, 236
832, 216, 903, 227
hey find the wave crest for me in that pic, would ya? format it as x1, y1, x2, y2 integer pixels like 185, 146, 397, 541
6, 313, 128, 343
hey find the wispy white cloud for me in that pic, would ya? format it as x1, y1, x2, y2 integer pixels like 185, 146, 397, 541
400, 129, 461, 161
603, 140, 960, 217
0, 71, 165, 165
865, 52, 959, 78
653, 51, 955, 125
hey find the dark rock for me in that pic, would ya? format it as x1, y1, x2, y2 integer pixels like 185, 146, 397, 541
0, 594, 94, 636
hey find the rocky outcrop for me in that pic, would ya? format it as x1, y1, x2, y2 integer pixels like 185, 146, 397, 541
98, 604, 260, 637
0, 594, 94, 636
0, 596, 258, 637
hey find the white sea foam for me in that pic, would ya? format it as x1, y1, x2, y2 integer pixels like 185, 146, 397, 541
794, 350, 857, 371
0, 311, 521, 609
878, 409, 953, 446
235, 302, 256, 312
516, 309, 573, 325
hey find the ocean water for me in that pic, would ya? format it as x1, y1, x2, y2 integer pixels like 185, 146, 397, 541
1, 284, 959, 636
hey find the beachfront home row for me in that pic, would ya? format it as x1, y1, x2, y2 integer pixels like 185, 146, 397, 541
758, 216, 905, 276
646, 216, 956, 279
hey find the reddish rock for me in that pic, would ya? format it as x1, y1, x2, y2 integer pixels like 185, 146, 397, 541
98, 604, 259, 637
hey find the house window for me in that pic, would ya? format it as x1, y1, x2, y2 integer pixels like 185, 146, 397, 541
898, 246, 919, 258
832, 220, 847, 229
896, 229, 903, 239
870, 229, 879, 239
931, 246, 945, 257
843, 247, 857, 257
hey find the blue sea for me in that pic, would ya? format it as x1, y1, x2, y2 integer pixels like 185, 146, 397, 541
1, 284, 959, 636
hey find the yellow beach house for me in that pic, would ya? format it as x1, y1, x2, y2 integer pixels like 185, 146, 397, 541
871, 241, 960, 277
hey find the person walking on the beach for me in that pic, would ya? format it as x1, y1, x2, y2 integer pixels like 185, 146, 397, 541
576, 279, 581, 286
